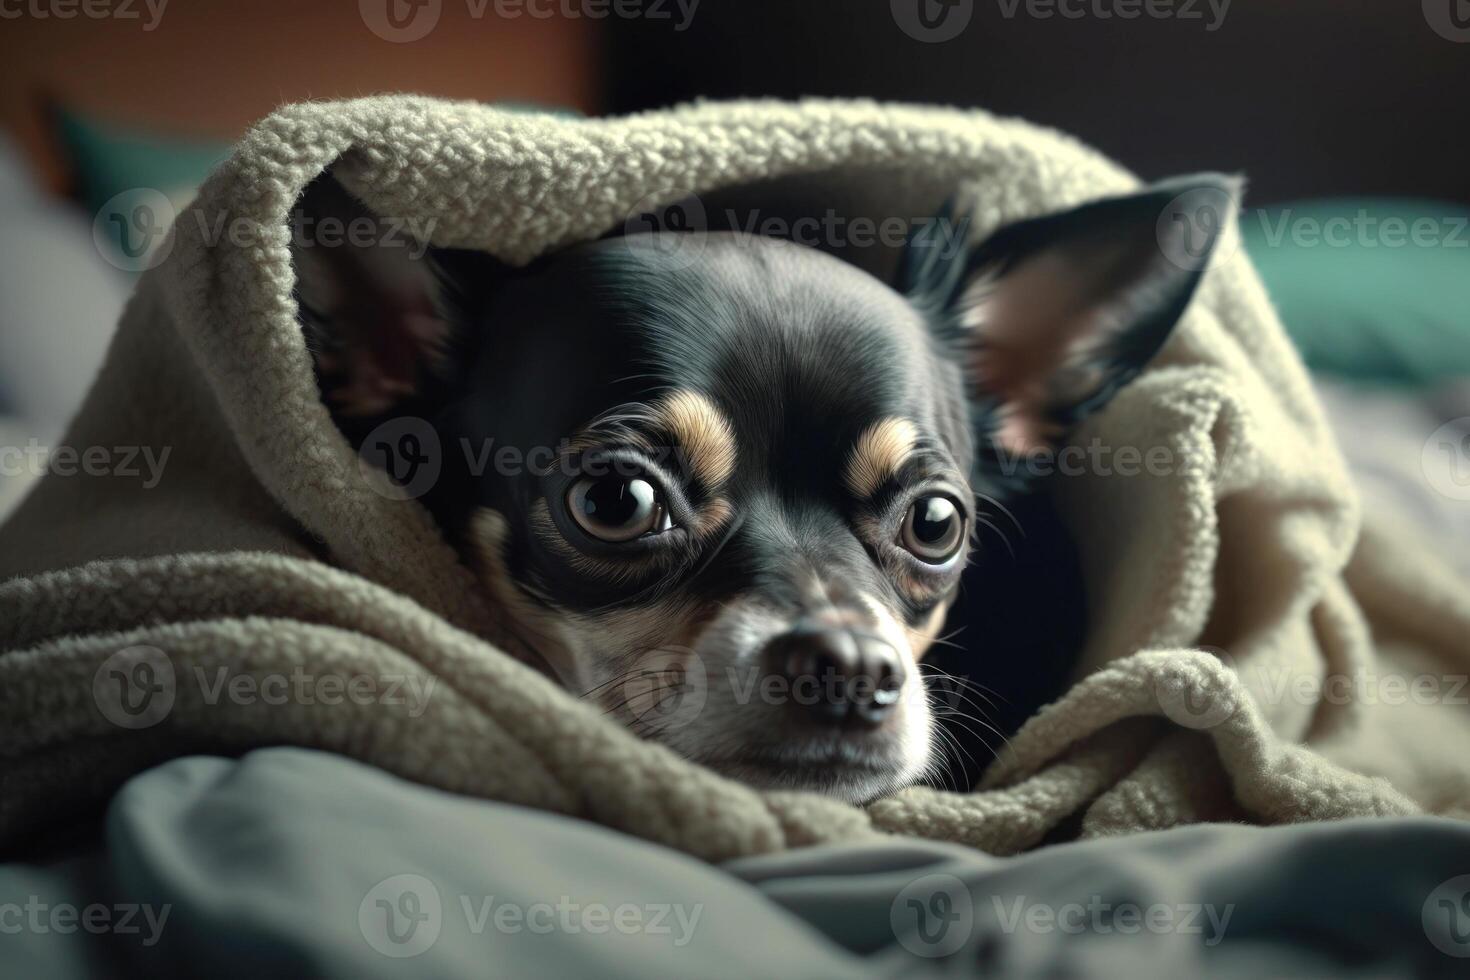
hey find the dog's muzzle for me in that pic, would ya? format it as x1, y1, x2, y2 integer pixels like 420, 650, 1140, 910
761, 620, 905, 727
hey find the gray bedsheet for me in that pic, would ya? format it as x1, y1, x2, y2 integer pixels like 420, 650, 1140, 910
3, 747, 1468, 978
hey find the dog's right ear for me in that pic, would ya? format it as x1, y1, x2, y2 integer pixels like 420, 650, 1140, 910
900, 175, 1237, 462
291, 174, 493, 422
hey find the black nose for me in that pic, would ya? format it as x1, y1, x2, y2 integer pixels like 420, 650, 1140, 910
762, 624, 905, 727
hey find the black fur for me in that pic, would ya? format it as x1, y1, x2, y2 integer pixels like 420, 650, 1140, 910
293, 173, 1233, 786
428, 234, 974, 626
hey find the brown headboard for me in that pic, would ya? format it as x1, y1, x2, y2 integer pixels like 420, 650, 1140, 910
2, 1, 599, 195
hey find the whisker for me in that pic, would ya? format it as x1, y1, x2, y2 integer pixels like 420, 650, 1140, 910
920, 664, 1011, 709
579, 666, 675, 701
928, 725, 969, 792
974, 493, 1027, 539
973, 516, 1016, 559
932, 707, 1012, 759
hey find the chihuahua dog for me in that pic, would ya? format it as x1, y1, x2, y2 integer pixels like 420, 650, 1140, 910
293, 172, 1226, 802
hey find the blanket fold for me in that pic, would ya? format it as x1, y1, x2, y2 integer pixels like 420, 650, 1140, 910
3, 96, 1468, 858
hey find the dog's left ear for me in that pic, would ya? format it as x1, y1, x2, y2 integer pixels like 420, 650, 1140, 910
291, 173, 499, 424
901, 175, 1239, 457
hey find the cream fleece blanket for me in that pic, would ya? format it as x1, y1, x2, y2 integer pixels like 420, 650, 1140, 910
4, 97, 1470, 860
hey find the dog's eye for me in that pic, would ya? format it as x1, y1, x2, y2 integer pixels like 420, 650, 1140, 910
901, 496, 964, 563
567, 476, 671, 542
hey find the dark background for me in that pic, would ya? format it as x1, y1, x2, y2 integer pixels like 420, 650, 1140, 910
4, 1, 1466, 206
606, 0, 1470, 205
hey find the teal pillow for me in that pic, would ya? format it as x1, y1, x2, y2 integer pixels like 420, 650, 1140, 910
1243, 199, 1470, 387
55, 107, 231, 216
55, 109, 232, 270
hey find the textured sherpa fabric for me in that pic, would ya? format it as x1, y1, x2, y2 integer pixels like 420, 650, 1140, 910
3, 96, 1470, 859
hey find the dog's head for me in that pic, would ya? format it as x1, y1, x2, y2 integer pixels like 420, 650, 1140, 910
293, 174, 1229, 801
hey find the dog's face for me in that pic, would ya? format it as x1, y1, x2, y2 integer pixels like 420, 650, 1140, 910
294, 174, 1226, 802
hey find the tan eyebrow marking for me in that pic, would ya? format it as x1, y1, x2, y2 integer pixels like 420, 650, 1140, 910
565, 424, 653, 455
906, 603, 950, 661
845, 417, 918, 498
651, 390, 737, 490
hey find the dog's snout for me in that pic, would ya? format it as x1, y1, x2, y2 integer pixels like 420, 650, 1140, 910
762, 623, 905, 727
